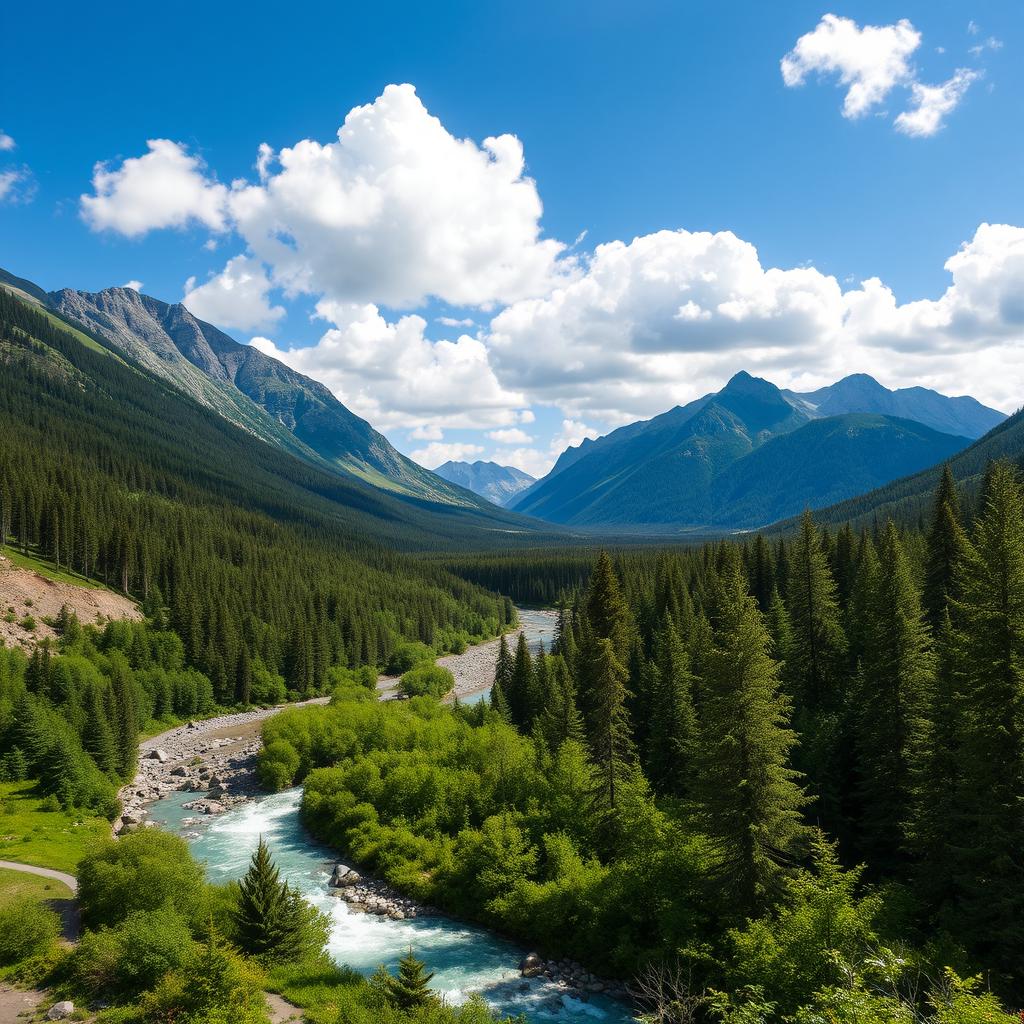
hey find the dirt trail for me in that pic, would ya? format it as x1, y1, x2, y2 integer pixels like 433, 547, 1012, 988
0, 551, 141, 652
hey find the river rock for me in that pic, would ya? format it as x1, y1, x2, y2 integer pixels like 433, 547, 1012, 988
47, 1001, 74, 1020
521, 952, 544, 977
170, 766, 189, 777
149, 749, 169, 762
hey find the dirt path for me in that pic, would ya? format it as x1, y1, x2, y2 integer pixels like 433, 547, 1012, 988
0, 984, 45, 1023
0, 860, 79, 941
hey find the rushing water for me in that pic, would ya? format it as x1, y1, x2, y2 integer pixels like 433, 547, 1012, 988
149, 608, 635, 1023
152, 788, 634, 1023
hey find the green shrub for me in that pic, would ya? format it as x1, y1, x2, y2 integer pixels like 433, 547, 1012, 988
258, 740, 301, 792
398, 664, 454, 699
0, 896, 60, 965
386, 641, 435, 675
78, 830, 207, 929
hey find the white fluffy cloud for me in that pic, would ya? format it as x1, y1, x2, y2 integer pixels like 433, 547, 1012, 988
122, 280, 143, 291
0, 131, 15, 152
81, 139, 228, 236
225, 84, 569, 309
492, 418, 601, 478
487, 427, 533, 445
409, 441, 484, 469
781, 14, 920, 117
895, 68, 980, 137
183, 255, 285, 332
250, 301, 528, 432
0, 166, 35, 204
488, 224, 1024, 423
782, 15, 981, 136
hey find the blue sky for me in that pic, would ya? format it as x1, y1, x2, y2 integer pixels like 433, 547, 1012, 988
2, 1, 1022, 476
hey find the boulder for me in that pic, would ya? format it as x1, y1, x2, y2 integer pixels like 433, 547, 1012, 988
521, 952, 544, 977
149, 749, 169, 763
170, 766, 189, 777
47, 1001, 75, 1020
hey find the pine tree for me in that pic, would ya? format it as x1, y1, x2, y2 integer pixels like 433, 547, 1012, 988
943, 461, 1024, 977
923, 464, 967, 625
373, 948, 436, 1010
232, 837, 306, 960
82, 684, 117, 775
507, 632, 534, 729
492, 633, 513, 718
537, 654, 585, 750
585, 551, 630, 656
645, 614, 697, 797
692, 563, 809, 917
586, 637, 636, 816
854, 522, 934, 872
787, 511, 848, 713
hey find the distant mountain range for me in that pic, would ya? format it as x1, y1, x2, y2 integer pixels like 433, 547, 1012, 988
0, 267, 486, 511
434, 460, 536, 506
512, 371, 1003, 530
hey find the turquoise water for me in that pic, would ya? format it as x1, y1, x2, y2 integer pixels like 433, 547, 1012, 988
151, 787, 635, 1023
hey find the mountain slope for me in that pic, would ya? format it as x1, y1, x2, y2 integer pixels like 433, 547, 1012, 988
512, 371, 977, 530
434, 461, 536, 506
16, 277, 484, 509
780, 404, 1024, 533
785, 373, 1005, 439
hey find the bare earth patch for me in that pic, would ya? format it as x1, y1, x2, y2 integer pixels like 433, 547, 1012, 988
0, 552, 141, 652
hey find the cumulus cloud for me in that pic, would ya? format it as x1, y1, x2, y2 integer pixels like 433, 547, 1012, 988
492, 418, 601, 478
122, 280, 143, 291
0, 131, 15, 152
781, 14, 920, 117
487, 224, 1024, 423
0, 166, 35, 204
782, 15, 982, 136
226, 84, 570, 309
895, 68, 980, 136
81, 139, 228, 236
249, 301, 528, 433
410, 441, 485, 469
183, 255, 285, 331
437, 316, 476, 328
409, 424, 444, 441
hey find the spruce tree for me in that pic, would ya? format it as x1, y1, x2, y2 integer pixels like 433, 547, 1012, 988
373, 948, 436, 1010
645, 614, 697, 797
692, 563, 809, 917
232, 837, 306, 960
537, 654, 585, 750
82, 684, 117, 776
923, 464, 967, 625
586, 637, 636, 815
787, 511, 848, 713
943, 461, 1024, 977
854, 522, 934, 872
585, 551, 630, 656
507, 632, 534, 729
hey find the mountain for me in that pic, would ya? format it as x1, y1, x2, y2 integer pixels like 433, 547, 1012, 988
45, 284, 487, 508
785, 373, 1005, 439
434, 460, 536, 506
0, 268, 489, 510
778, 404, 1024, 533
512, 371, 974, 530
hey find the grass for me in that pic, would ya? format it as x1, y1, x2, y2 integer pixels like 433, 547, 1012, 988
0, 781, 110, 874
0, 867, 72, 906
1, 544, 108, 591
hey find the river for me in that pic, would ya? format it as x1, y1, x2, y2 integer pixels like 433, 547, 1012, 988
148, 609, 637, 1024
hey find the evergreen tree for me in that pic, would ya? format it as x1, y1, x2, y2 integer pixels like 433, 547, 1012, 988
645, 614, 696, 797
923, 464, 967, 625
586, 638, 636, 816
507, 632, 534, 729
82, 684, 117, 776
372, 948, 436, 1010
232, 837, 307, 960
585, 551, 631, 656
537, 654, 585, 750
692, 564, 809, 916
944, 461, 1024, 978
854, 522, 934, 872
787, 511, 848, 713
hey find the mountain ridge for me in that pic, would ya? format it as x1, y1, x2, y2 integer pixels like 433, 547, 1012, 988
433, 460, 536, 506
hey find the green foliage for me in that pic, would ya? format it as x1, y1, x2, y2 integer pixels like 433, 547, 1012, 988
0, 895, 60, 966
370, 949, 437, 1010
399, 664, 454, 699
77, 830, 207, 930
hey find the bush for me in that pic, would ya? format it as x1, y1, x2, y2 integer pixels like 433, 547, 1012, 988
398, 664, 454, 699
0, 897, 60, 965
78, 830, 207, 929
386, 641, 435, 675
72, 907, 194, 998
258, 740, 301, 792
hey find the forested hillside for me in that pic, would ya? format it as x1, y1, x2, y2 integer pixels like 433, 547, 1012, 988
264, 463, 1024, 1016
0, 288, 521, 706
